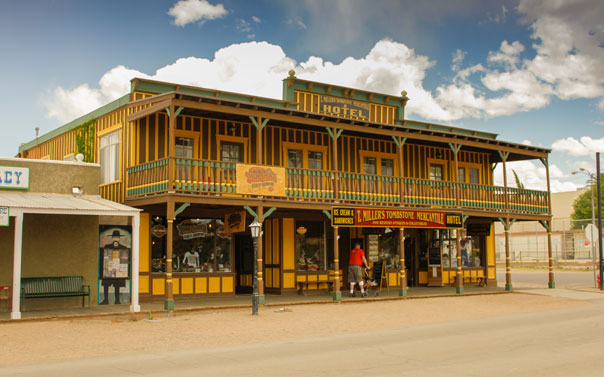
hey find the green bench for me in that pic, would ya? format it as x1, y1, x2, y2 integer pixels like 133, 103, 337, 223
21, 276, 90, 310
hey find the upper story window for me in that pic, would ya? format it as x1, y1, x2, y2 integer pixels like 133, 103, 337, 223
288, 149, 303, 168
100, 131, 120, 184
307, 151, 323, 170
363, 157, 377, 175
458, 165, 481, 184
429, 164, 444, 181
468, 168, 480, 184
175, 137, 194, 158
381, 159, 394, 176
221, 141, 243, 163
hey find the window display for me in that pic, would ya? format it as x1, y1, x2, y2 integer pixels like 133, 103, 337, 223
377, 229, 399, 269
295, 221, 327, 271
151, 217, 232, 273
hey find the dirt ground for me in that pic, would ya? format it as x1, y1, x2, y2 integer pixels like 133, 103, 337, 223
0, 293, 586, 367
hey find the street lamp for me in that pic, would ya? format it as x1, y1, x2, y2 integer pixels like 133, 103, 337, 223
249, 219, 262, 316
572, 168, 598, 287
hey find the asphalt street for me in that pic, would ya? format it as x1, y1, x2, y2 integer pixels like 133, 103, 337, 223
3, 290, 604, 377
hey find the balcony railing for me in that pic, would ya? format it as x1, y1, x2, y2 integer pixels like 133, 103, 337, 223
125, 158, 549, 215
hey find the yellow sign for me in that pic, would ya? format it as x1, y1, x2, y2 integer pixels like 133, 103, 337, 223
224, 210, 246, 234
320, 95, 370, 120
236, 164, 286, 197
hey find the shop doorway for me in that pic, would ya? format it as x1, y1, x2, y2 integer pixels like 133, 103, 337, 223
404, 230, 417, 287
234, 235, 253, 293
338, 228, 352, 285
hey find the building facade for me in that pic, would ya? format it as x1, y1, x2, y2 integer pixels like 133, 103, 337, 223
18, 71, 554, 306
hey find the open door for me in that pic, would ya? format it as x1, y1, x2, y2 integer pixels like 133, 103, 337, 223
234, 235, 253, 293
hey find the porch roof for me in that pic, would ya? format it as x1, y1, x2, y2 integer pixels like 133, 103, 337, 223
0, 192, 140, 214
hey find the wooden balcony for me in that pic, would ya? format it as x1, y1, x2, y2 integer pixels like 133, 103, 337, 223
125, 158, 549, 216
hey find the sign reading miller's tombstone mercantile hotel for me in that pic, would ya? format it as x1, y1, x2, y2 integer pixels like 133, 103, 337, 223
0, 166, 29, 189
320, 96, 370, 120
331, 207, 463, 229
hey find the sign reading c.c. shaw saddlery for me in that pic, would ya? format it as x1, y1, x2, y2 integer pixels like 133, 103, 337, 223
320, 96, 370, 120
236, 164, 286, 197
331, 207, 463, 229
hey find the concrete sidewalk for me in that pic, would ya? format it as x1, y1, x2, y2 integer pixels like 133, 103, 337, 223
0, 284, 506, 322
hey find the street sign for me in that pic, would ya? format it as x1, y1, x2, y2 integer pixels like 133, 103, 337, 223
585, 224, 598, 242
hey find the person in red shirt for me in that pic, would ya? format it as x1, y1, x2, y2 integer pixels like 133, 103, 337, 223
349, 242, 370, 297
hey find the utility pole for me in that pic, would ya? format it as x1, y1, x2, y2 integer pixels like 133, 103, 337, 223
597, 152, 602, 291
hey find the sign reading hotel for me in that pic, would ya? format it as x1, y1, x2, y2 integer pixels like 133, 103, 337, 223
0, 207, 8, 227
331, 207, 463, 229
320, 96, 370, 120
0, 166, 29, 189
236, 164, 286, 197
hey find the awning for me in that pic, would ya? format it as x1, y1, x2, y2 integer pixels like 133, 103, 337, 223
0, 192, 139, 215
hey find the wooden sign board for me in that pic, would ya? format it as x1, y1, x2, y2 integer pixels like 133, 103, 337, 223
331, 207, 463, 229
236, 164, 286, 197
224, 210, 246, 234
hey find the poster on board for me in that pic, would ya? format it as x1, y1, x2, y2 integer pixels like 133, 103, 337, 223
98, 226, 131, 305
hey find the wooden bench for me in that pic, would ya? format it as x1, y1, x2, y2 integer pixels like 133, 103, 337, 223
21, 276, 90, 310
452, 275, 487, 287
297, 280, 335, 295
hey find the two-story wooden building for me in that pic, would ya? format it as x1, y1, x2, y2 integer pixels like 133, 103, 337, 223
18, 71, 555, 308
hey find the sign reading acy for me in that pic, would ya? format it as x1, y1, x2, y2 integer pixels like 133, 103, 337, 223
0, 166, 29, 189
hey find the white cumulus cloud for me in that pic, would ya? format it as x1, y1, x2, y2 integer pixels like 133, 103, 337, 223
551, 136, 604, 157
168, 0, 227, 27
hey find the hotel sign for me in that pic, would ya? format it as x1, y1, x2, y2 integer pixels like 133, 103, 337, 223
0, 166, 29, 189
320, 96, 370, 120
331, 207, 463, 229
236, 164, 286, 197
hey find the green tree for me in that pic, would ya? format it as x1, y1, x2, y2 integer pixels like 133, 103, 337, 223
571, 173, 604, 229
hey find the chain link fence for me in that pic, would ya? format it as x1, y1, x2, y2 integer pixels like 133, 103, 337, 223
495, 218, 601, 263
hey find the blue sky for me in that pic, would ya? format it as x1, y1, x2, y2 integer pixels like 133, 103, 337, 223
1, 0, 603, 192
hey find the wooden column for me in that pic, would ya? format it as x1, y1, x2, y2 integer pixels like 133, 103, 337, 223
256, 117, 263, 165
500, 152, 512, 291
257, 206, 265, 303
168, 105, 175, 193
456, 230, 464, 293
543, 158, 555, 289
397, 137, 405, 206
332, 127, 340, 201
547, 222, 554, 288
399, 228, 407, 296
165, 200, 175, 310
11, 211, 23, 320
333, 226, 341, 301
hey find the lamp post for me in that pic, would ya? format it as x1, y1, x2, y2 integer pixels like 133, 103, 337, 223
572, 168, 598, 287
249, 219, 262, 316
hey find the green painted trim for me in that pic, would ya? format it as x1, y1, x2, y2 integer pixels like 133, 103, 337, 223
322, 210, 331, 220
332, 291, 342, 301
249, 116, 259, 130
548, 282, 555, 289
505, 284, 513, 291
258, 295, 265, 305
20, 93, 129, 154
261, 118, 269, 129
456, 286, 464, 294
326, 127, 335, 140
463, 215, 469, 223
448, 143, 462, 154
540, 157, 548, 168
497, 150, 509, 162
164, 300, 175, 310
244, 206, 258, 220
498, 217, 507, 229
399, 288, 408, 297
165, 107, 170, 117
336, 129, 343, 139
539, 220, 550, 232
392, 136, 400, 147
510, 219, 517, 228
262, 207, 277, 221
174, 106, 184, 118
174, 202, 190, 217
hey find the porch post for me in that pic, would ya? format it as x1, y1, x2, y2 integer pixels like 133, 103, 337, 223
165, 200, 175, 310
257, 205, 265, 304
456, 230, 464, 294
11, 211, 23, 320
542, 158, 555, 289
331, 127, 340, 201
399, 227, 407, 296
168, 104, 175, 192
504, 218, 513, 291
333, 226, 341, 301
130, 212, 141, 313
547, 221, 555, 288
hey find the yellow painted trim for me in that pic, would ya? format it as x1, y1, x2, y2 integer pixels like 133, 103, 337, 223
457, 161, 483, 184
173, 278, 180, 294
152, 278, 165, 295
181, 277, 194, 294
221, 276, 233, 292
139, 213, 150, 273
195, 277, 207, 293
283, 273, 295, 288
282, 218, 295, 270
97, 123, 123, 137
139, 275, 149, 294
358, 150, 399, 175
216, 134, 249, 163
282, 141, 328, 170
41, 155, 51, 160
175, 129, 200, 159
209, 277, 221, 293
427, 157, 449, 181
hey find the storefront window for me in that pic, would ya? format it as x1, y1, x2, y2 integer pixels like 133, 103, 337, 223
295, 221, 326, 271
378, 229, 399, 269
442, 229, 457, 268
151, 217, 232, 273
440, 229, 484, 268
